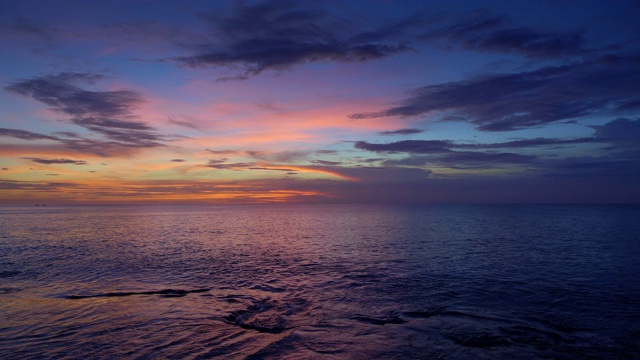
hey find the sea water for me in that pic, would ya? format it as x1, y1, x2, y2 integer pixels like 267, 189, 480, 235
1, 204, 638, 359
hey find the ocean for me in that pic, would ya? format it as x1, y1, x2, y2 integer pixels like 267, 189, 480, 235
1, 204, 638, 359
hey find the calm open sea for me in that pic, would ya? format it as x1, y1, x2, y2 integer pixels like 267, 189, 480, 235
1, 204, 638, 359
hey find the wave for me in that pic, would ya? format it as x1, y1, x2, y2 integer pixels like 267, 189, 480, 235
65, 288, 210, 299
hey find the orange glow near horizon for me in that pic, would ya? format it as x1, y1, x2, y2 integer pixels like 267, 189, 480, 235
0, 179, 332, 204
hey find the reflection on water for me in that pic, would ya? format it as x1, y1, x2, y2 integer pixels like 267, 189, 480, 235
1, 204, 639, 359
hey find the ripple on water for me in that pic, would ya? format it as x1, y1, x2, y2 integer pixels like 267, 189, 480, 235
0, 204, 639, 359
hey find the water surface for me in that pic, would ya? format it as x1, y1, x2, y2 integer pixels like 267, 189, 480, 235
1, 204, 638, 359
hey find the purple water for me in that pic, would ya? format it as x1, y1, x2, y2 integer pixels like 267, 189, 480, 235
1, 204, 639, 359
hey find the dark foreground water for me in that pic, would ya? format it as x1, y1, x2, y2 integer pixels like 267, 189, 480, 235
1, 204, 639, 359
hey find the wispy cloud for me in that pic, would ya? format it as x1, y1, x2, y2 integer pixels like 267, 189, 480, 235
246, 150, 311, 162
24, 157, 87, 165
4, 72, 178, 153
422, 13, 588, 58
311, 160, 342, 166
378, 128, 423, 136
350, 55, 640, 131
0, 128, 58, 141
205, 160, 256, 170
355, 136, 600, 169
591, 117, 640, 146
170, 1, 414, 79
0, 15, 55, 45
355, 140, 453, 154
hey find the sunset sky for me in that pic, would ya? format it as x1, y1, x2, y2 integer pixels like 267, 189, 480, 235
1, 0, 639, 204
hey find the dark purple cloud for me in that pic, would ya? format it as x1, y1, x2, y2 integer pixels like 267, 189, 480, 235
167, 116, 201, 130
4, 72, 176, 150
249, 166, 296, 172
591, 118, 640, 145
70, 117, 152, 130
350, 55, 640, 131
355, 136, 603, 169
206, 160, 256, 170
357, 117, 640, 174
379, 151, 535, 169
315, 150, 338, 155
24, 157, 87, 165
0, 127, 167, 157
53, 131, 81, 138
311, 160, 342, 166
59, 138, 163, 157
544, 154, 640, 178
205, 149, 237, 155
423, 13, 588, 58
378, 128, 423, 136
355, 140, 453, 154
0, 128, 58, 141
5, 73, 135, 117
462, 137, 598, 149
0, 15, 54, 45
439, 151, 536, 168
247, 150, 310, 162
0, 180, 81, 192
171, 1, 413, 79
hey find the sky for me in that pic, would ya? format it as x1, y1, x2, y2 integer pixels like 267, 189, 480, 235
1, 0, 639, 204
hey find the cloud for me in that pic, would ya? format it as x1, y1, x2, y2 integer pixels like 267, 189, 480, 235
311, 160, 342, 166
355, 140, 452, 154
247, 150, 310, 162
350, 55, 640, 131
530, 118, 640, 178
5, 73, 132, 117
544, 154, 640, 178
0, 128, 58, 141
379, 152, 535, 169
4, 72, 176, 151
591, 117, 640, 145
205, 149, 238, 155
0, 16, 55, 45
423, 13, 588, 58
306, 164, 432, 184
464, 137, 598, 149
438, 151, 536, 168
24, 157, 87, 165
356, 136, 600, 154
203, 159, 345, 178
354, 137, 599, 169
378, 128, 423, 136
170, 0, 413, 78
69, 117, 152, 130
167, 115, 201, 130
249, 166, 296, 172
0, 127, 167, 157
170, 159, 186, 162
354, 118, 638, 172
382, 156, 429, 167
206, 160, 256, 170
58, 138, 160, 157
315, 150, 338, 155
53, 131, 81, 138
